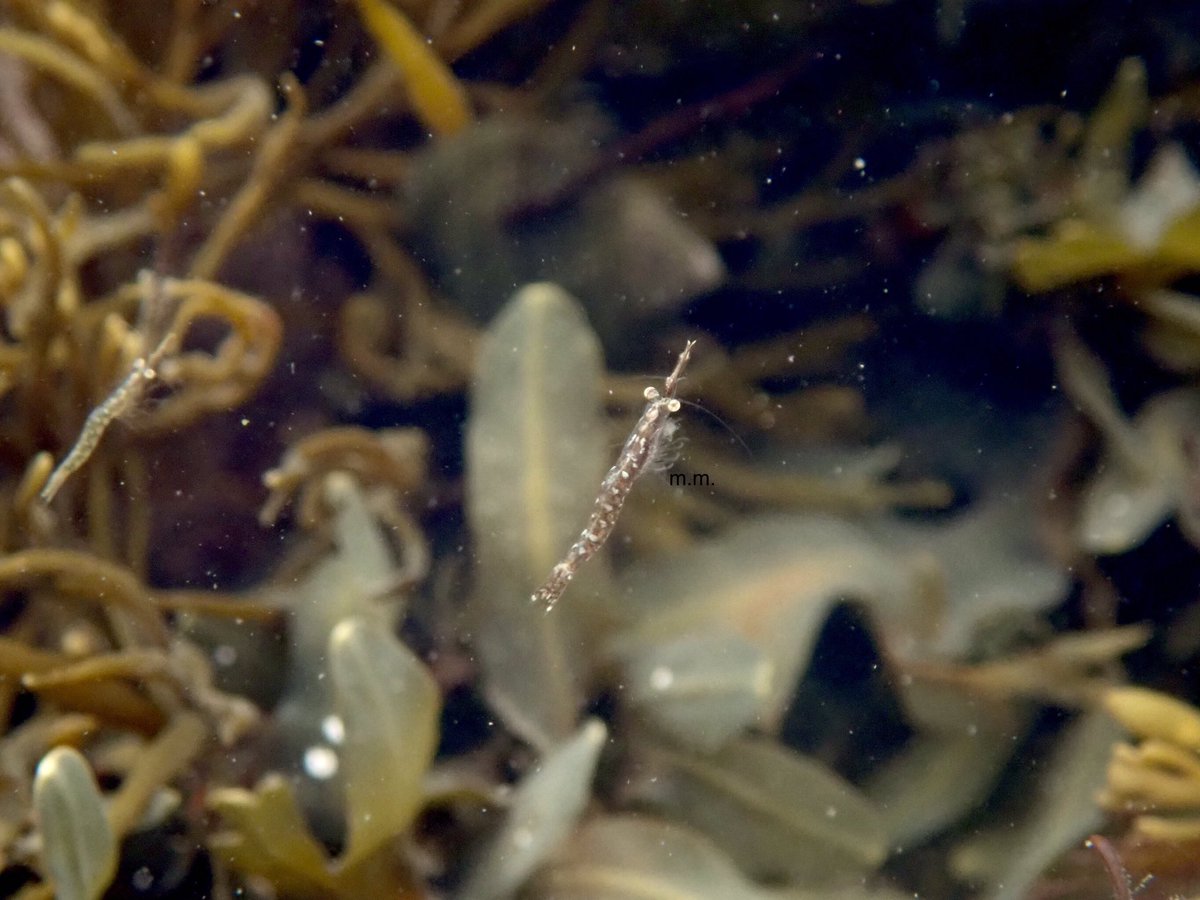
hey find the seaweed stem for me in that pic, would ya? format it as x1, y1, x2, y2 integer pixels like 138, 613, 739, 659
504, 53, 814, 225
1085, 834, 1134, 900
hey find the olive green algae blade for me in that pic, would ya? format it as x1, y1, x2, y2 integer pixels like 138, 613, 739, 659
864, 720, 1018, 849
330, 616, 440, 869
207, 774, 335, 895
466, 283, 608, 750
952, 710, 1121, 900
530, 814, 791, 900
632, 737, 888, 887
532, 814, 913, 900
33, 746, 117, 900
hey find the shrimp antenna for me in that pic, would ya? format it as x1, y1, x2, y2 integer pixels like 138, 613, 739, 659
672, 397, 753, 459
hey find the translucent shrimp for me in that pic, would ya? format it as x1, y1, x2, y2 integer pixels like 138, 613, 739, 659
532, 340, 695, 612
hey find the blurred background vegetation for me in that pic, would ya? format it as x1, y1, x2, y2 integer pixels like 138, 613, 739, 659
2, 0, 1200, 897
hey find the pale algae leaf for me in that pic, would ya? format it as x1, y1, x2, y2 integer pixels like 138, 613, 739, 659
533, 814, 910, 900
1079, 388, 1200, 554
870, 490, 1067, 658
951, 711, 1120, 900
330, 617, 440, 868
612, 515, 906, 728
458, 718, 606, 900
274, 473, 402, 839
466, 283, 607, 749
290, 473, 399, 689
33, 746, 117, 900
635, 737, 888, 886
1118, 143, 1200, 250
621, 631, 773, 752
530, 814, 792, 900
1056, 331, 1200, 554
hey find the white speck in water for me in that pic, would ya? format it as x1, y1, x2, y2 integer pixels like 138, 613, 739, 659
826, 805, 838, 818
649, 666, 674, 690
854, 157, 866, 170
322, 714, 345, 745
213, 644, 237, 667
303, 745, 338, 780
132, 866, 154, 891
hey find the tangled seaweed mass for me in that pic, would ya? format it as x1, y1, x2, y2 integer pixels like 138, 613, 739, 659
4, 1, 1200, 898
